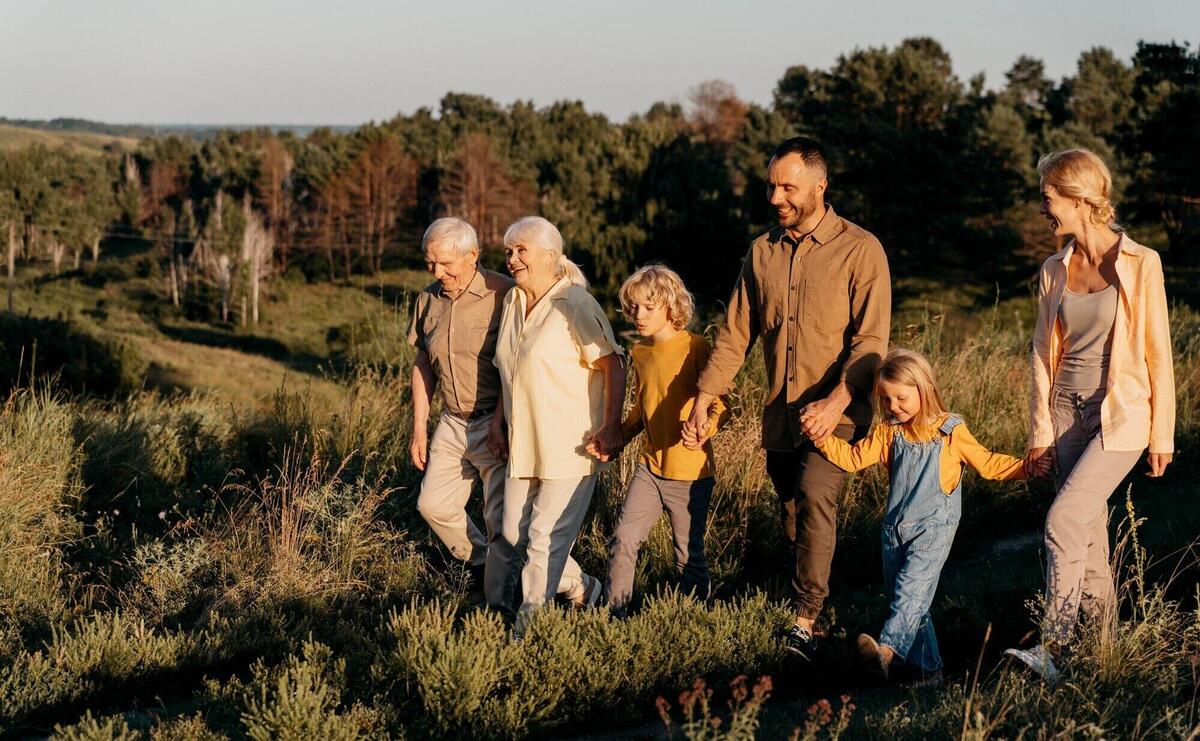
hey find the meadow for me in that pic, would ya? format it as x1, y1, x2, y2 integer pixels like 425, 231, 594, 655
1, 252, 1199, 740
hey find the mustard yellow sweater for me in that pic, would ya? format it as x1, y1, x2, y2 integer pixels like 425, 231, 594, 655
622, 331, 730, 480
815, 417, 1025, 493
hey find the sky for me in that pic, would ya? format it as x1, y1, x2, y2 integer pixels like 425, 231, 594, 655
2, 0, 1197, 126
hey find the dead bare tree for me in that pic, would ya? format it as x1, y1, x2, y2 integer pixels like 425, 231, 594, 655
346, 133, 416, 274
688, 79, 749, 145
241, 208, 274, 325
7, 221, 15, 311
439, 133, 535, 249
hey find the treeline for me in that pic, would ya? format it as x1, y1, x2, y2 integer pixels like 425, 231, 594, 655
1, 38, 1197, 320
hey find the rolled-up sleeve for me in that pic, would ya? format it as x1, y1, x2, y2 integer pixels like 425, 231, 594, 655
841, 239, 891, 395
568, 289, 623, 367
697, 248, 758, 396
406, 292, 428, 352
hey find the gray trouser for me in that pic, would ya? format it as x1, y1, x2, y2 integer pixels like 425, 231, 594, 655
1044, 388, 1141, 644
605, 465, 714, 612
502, 475, 593, 619
416, 412, 510, 606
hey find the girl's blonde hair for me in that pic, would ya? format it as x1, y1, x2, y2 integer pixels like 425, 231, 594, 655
875, 348, 948, 428
502, 216, 588, 288
619, 264, 695, 330
1037, 148, 1121, 230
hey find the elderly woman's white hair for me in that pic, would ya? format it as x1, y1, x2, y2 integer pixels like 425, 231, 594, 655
422, 217, 479, 257
503, 216, 588, 288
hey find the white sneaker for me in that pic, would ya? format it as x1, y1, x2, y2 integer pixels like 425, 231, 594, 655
1004, 645, 1061, 685
567, 573, 603, 609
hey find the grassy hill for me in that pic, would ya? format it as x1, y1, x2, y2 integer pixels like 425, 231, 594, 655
0, 251, 1197, 738
0, 123, 140, 156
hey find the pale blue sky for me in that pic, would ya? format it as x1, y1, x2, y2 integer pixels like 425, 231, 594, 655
2, 0, 1196, 125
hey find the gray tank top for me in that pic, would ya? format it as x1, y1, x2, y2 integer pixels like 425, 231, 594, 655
1056, 284, 1117, 393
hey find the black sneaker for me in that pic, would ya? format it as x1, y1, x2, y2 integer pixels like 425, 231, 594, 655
781, 624, 819, 662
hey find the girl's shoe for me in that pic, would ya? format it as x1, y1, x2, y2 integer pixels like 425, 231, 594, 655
855, 634, 891, 680
1003, 644, 1061, 685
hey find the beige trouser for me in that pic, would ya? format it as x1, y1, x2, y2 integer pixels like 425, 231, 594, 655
502, 475, 594, 621
1043, 388, 1141, 644
416, 412, 510, 606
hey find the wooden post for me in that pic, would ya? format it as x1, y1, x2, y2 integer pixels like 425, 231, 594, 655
7, 221, 15, 312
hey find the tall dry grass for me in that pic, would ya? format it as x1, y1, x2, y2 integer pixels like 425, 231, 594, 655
0, 296, 1196, 737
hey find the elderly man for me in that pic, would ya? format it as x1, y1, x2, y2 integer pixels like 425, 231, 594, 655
684, 137, 891, 660
407, 217, 594, 610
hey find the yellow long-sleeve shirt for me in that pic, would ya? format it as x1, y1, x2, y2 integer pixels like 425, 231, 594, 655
623, 331, 730, 480
814, 417, 1025, 494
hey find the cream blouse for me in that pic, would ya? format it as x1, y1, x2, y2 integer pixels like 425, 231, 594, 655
494, 277, 623, 478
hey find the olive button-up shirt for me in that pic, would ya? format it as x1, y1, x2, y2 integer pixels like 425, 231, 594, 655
697, 205, 891, 451
406, 268, 514, 417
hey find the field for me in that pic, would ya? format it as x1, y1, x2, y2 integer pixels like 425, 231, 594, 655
1, 250, 1199, 739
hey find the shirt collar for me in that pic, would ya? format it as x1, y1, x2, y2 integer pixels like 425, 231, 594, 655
434, 267, 487, 300
775, 204, 841, 247
548, 275, 574, 300
464, 268, 489, 297
1051, 232, 1136, 264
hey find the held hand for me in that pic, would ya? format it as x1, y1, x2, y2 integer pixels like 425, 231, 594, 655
798, 410, 826, 443
1025, 446, 1054, 478
586, 425, 624, 462
1146, 452, 1172, 478
410, 428, 428, 471
680, 419, 712, 450
487, 415, 508, 461
683, 396, 715, 451
799, 393, 847, 442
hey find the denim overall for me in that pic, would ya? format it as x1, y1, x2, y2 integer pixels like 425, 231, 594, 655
878, 415, 963, 674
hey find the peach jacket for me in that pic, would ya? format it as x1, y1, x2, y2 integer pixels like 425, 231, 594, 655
1029, 234, 1175, 454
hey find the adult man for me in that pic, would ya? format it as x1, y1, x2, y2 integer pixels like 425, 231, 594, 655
684, 137, 891, 660
407, 217, 594, 610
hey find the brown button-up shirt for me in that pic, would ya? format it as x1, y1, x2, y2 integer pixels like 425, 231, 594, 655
697, 205, 891, 451
406, 268, 514, 417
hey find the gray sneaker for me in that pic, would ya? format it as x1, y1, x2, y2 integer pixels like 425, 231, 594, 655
1004, 644, 1061, 685
567, 573, 603, 609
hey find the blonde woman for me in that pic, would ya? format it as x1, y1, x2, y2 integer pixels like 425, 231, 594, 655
805, 349, 1026, 685
1006, 149, 1175, 683
489, 216, 626, 632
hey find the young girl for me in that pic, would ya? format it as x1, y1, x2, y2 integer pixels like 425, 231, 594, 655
596, 265, 729, 616
805, 349, 1031, 683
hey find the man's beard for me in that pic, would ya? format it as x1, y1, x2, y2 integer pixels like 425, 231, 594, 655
778, 191, 819, 230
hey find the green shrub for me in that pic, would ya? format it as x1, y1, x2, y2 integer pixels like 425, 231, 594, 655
0, 313, 145, 397
50, 710, 140, 741
239, 640, 385, 740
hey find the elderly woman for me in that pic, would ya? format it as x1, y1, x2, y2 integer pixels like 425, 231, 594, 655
488, 216, 625, 631
1006, 149, 1175, 682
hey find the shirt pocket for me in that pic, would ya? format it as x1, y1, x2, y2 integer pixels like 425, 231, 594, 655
757, 283, 785, 334
422, 312, 443, 354
802, 279, 848, 334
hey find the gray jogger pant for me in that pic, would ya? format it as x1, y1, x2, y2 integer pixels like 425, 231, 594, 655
605, 465, 713, 612
1044, 388, 1141, 643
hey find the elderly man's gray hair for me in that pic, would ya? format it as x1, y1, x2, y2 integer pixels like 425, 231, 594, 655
422, 217, 479, 256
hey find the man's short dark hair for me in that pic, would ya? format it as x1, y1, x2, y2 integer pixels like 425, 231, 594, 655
771, 137, 828, 178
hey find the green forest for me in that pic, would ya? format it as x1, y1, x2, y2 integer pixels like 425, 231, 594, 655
0, 37, 1199, 740
3, 38, 1199, 315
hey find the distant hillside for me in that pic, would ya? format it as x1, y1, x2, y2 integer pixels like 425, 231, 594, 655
0, 117, 358, 142
0, 123, 140, 155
